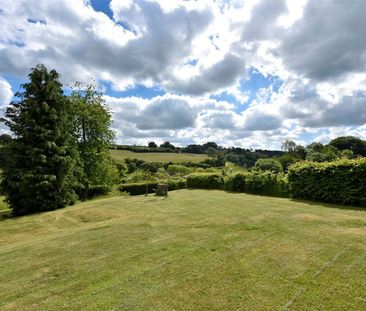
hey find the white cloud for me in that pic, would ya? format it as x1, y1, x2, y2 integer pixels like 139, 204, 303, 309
0, 77, 13, 107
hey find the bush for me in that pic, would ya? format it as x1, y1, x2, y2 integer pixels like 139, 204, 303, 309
167, 178, 186, 190
186, 173, 223, 189
254, 158, 283, 173
288, 158, 366, 206
167, 164, 194, 176
119, 182, 158, 195
86, 185, 111, 199
224, 171, 288, 197
224, 173, 247, 192
245, 171, 288, 197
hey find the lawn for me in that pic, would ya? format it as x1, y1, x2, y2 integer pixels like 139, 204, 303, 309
0, 190, 365, 310
110, 149, 209, 163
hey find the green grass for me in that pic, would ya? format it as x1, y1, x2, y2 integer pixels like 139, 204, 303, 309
0, 190, 365, 310
110, 149, 209, 163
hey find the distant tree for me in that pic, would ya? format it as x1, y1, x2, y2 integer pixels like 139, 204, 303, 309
306, 142, 324, 153
148, 141, 157, 148
202, 142, 218, 150
160, 141, 175, 150
281, 140, 297, 153
70, 82, 117, 200
254, 158, 283, 173
340, 149, 354, 159
0, 65, 78, 215
186, 144, 204, 154
329, 136, 366, 156
277, 154, 298, 172
206, 147, 217, 157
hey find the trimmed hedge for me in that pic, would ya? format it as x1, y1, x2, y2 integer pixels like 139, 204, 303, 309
288, 158, 366, 206
186, 173, 224, 189
167, 178, 186, 190
76, 184, 111, 200
224, 171, 289, 197
119, 182, 158, 195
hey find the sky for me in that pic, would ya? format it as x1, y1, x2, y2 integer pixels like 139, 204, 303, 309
0, 0, 366, 149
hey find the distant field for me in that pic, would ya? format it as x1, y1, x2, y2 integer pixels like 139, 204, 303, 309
0, 190, 365, 310
110, 149, 209, 163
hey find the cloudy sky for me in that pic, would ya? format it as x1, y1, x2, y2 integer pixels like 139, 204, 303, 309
1, 0, 366, 149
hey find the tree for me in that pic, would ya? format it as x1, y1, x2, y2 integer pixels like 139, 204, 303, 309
148, 141, 157, 148
202, 142, 218, 150
254, 158, 283, 173
329, 136, 366, 156
186, 144, 204, 154
281, 140, 297, 153
70, 82, 116, 200
206, 147, 217, 157
160, 141, 175, 150
0, 65, 77, 215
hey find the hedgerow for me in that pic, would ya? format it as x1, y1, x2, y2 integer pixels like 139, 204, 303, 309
186, 173, 224, 189
224, 172, 289, 197
288, 158, 366, 206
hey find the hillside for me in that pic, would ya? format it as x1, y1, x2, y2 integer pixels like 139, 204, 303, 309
1, 190, 365, 310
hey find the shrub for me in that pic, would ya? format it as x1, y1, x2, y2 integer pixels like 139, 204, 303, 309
224, 171, 288, 197
224, 173, 247, 192
254, 158, 283, 173
167, 164, 193, 176
167, 178, 186, 190
86, 185, 111, 199
119, 182, 158, 195
288, 158, 366, 206
124, 169, 156, 183
245, 171, 288, 197
186, 173, 224, 189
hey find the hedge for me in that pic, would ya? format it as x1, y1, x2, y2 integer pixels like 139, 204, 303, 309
119, 182, 158, 195
167, 178, 186, 190
288, 158, 366, 206
186, 173, 224, 189
119, 179, 186, 195
224, 171, 289, 197
76, 184, 111, 200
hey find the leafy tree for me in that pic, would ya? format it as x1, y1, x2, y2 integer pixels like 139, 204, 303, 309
281, 140, 297, 153
254, 158, 283, 173
186, 144, 204, 154
70, 82, 116, 200
202, 142, 218, 150
277, 153, 297, 172
206, 147, 217, 157
160, 141, 175, 150
148, 141, 157, 148
0, 65, 77, 215
329, 136, 366, 156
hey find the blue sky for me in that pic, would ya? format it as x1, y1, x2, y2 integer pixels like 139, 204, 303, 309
0, 0, 366, 149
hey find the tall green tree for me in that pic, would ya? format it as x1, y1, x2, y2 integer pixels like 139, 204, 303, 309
70, 82, 116, 200
0, 65, 78, 215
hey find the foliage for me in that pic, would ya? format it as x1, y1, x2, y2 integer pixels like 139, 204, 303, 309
167, 164, 194, 176
224, 171, 289, 197
0, 65, 78, 215
70, 82, 116, 199
254, 158, 283, 173
166, 178, 186, 190
277, 153, 298, 172
288, 158, 366, 206
329, 136, 366, 156
160, 141, 175, 150
206, 147, 218, 157
148, 141, 157, 148
0, 134, 12, 145
186, 173, 224, 189
119, 182, 158, 195
123, 169, 156, 183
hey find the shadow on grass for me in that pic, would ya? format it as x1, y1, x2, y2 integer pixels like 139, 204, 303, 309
289, 198, 366, 212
